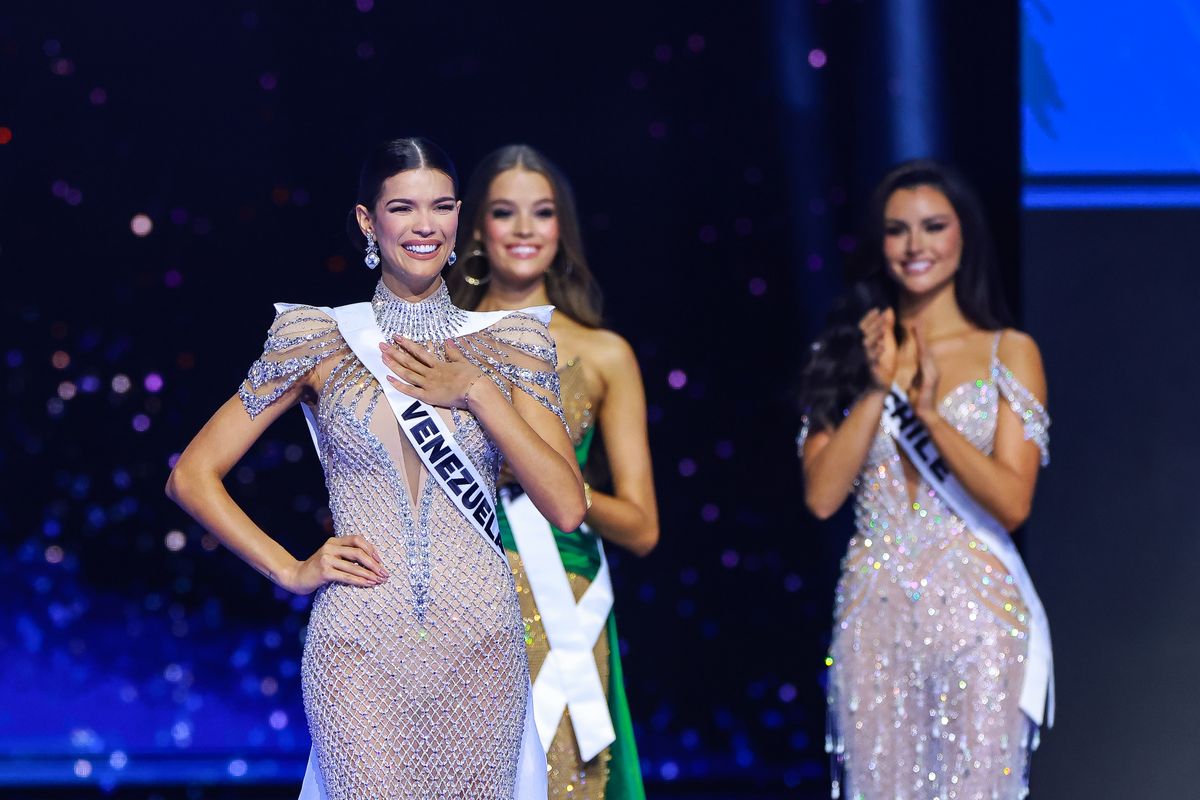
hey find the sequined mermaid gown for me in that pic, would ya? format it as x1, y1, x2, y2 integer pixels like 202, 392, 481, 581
238, 280, 564, 799
818, 333, 1051, 800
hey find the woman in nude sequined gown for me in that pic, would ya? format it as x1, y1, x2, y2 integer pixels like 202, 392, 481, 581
447, 145, 658, 799
167, 137, 586, 799
797, 161, 1052, 800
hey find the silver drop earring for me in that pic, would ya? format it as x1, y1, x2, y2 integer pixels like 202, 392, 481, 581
447, 249, 457, 267
364, 231, 380, 269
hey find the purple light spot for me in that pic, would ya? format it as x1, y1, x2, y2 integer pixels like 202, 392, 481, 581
667, 369, 687, 389
808, 48, 827, 69
80, 375, 100, 392
5, 350, 22, 368
164, 269, 183, 288
654, 44, 673, 63
51, 58, 75, 76
170, 208, 189, 225
628, 71, 648, 90
356, 0, 374, 11
701, 503, 720, 522
648, 121, 667, 139
734, 217, 753, 236
678, 458, 697, 477
357, 41, 375, 60
167, 452, 181, 469
292, 188, 310, 206
89, 87, 107, 106
749, 277, 767, 296
687, 34, 706, 53
784, 573, 803, 592
52, 180, 69, 198
838, 234, 857, 252
259, 73, 277, 91
680, 567, 699, 586
660, 761, 680, 780
43, 40, 62, 57
715, 440, 734, 459
66, 189, 83, 206
647, 404, 664, 423
144, 373, 164, 393
779, 683, 798, 702
698, 225, 718, 244
721, 549, 740, 569
807, 254, 824, 272
132, 414, 151, 432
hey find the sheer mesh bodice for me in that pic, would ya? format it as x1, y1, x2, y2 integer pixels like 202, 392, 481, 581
239, 280, 564, 799
816, 337, 1051, 800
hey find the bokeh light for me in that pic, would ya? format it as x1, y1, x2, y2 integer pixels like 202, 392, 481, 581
130, 214, 153, 237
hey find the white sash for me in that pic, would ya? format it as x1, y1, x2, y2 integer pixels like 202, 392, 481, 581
281, 298, 552, 800
882, 384, 1055, 729
503, 489, 616, 761
337, 301, 507, 557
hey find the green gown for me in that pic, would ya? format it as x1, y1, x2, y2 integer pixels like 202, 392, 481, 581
497, 359, 644, 799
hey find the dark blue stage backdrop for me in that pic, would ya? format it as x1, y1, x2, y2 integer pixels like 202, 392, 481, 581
1020, 1, 1200, 796
0, 3, 820, 797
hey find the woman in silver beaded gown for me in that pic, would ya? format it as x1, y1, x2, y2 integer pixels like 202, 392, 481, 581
798, 161, 1053, 800
167, 138, 585, 799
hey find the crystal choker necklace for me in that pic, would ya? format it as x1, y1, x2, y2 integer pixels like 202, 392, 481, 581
371, 279, 468, 341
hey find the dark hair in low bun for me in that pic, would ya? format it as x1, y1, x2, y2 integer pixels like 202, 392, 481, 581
345, 137, 459, 250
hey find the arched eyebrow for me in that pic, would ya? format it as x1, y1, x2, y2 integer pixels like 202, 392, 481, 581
884, 213, 953, 227
385, 195, 457, 206
486, 197, 555, 207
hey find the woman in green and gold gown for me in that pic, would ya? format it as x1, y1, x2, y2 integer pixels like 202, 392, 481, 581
448, 144, 659, 799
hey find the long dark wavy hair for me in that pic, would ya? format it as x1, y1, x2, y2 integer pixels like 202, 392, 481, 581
797, 159, 1014, 433
345, 136, 459, 251
446, 144, 603, 327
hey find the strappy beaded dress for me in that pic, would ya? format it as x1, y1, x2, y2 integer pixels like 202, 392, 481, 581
238, 279, 564, 799
803, 332, 1051, 800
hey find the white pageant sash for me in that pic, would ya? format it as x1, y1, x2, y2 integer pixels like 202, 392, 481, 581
503, 488, 616, 761
882, 384, 1055, 729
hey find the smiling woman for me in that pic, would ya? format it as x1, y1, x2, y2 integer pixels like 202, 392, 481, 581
796, 161, 1054, 800
446, 144, 657, 800
166, 137, 587, 799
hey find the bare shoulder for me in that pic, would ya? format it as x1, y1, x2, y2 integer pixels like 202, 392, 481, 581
578, 326, 638, 374
997, 328, 1043, 368
997, 328, 1047, 394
